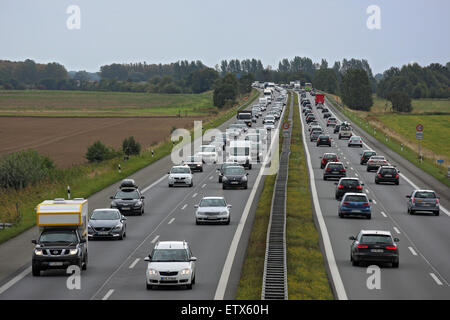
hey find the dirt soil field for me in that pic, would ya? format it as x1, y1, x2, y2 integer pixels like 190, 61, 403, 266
0, 116, 206, 168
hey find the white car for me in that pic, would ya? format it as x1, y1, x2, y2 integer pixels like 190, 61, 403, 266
145, 241, 197, 290
195, 196, 231, 225
264, 120, 275, 131
195, 145, 218, 163
263, 115, 275, 124
168, 165, 193, 187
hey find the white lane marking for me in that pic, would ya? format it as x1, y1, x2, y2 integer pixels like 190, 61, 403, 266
209, 176, 213, 180
141, 175, 167, 193
168, 218, 175, 225
294, 94, 348, 300
102, 289, 114, 300
346, 161, 350, 165
393, 227, 401, 234
408, 247, 418, 256
372, 199, 377, 205
129, 258, 140, 269
350, 167, 354, 170
192, 193, 198, 198
181, 204, 187, 210
215, 103, 287, 300
151, 235, 160, 244
355, 173, 358, 177
380, 211, 387, 218
0, 266, 31, 296
430, 273, 443, 286
202, 184, 206, 188
365, 189, 370, 193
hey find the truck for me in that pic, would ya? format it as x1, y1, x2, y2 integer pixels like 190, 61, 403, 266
31, 198, 89, 276
259, 97, 268, 110
315, 93, 325, 105
237, 110, 253, 127
294, 83, 301, 91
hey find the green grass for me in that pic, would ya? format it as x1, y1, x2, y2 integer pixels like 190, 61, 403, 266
286, 93, 333, 299
325, 94, 450, 188
0, 90, 215, 117
372, 95, 450, 114
0, 90, 259, 244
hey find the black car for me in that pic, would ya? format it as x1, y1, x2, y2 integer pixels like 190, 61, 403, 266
323, 162, 347, 180
334, 124, 341, 134
323, 112, 331, 119
222, 166, 248, 190
217, 162, 239, 183
375, 166, 400, 185
360, 150, 377, 165
321, 108, 329, 113
335, 178, 364, 200
316, 135, 332, 147
306, 115, 316, 124
110, 183, 145, 215
183, 155, 204, 172
349, 230, 399, 268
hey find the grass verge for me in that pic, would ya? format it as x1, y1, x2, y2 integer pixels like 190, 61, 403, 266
286, 92, 333, 299
0, 90, 260, 244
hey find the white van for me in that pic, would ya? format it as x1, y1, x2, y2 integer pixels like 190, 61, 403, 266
228, 140, 253, 169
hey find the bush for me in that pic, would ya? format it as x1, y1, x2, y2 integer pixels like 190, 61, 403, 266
85, 141, 116, 163
0, 150, 55, 189
387, 91, 412, 113
122, 136, 141, 156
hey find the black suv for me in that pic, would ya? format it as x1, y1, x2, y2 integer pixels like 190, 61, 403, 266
317, 135, 332, 147
222, 166, 249, 190
110, 180, 145, 215
335, 178, 364, 200
360, 150, 377, 165
375, 166, 400, 185
324, 162, 347, 180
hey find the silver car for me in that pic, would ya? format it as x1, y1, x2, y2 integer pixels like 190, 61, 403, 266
88, 209, 127, 240
195, 196, 231, 225
406, 190, 440, 216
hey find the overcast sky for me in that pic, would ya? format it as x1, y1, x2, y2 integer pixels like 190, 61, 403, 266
1, 0, 449, 74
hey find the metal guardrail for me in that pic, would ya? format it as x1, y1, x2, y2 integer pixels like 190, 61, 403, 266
261, 93, 292, 300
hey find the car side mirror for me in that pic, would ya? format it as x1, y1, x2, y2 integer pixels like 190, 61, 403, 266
406, 195, 411, 198
141, 196, 145, 200
110, 196, 114, 200
246, 173, 249, 176
369, 199, 373, 203
194, 205, 199, 208
122, 216, 127, 221
361, 183, 365, 186
167, 171, 170, 174
394, 238, 400, 243
144, 256, 151, 262
31, 240, 37, 244
190, 257, 197, 262
349, 236, 356, 241
80, 238, 87, 243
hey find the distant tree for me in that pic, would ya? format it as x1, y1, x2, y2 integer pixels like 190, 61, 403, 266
191, 68, 219, 93
387, 91, 412, 113
320, 59, 328, 69
341, 69, 373, 111
122, 136, 141, 156
85, 141, 115, 163
313, 69, 339, 94
100, 63, 129, 81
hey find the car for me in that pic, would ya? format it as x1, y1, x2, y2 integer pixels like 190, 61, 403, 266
323, 162, 347, 180
333, 124, 341, 134
323, 112, 331, 119
217, 162, 239, 182
144, 241, 197, 290
327, 118, 337, 127
263, 115, 275, 124
316, 103, 323, 109
335, 178, 364, 200
195, 196, 231, 225
316, 135, 332, 147
338, 123, 353, 139
183, 155, 204, 172
321, 108, 329, 113
349, 230, 399, 268
252, 115, 258, 123
306, 115, 317, 124
222, 166, 249, 190
308, 121, 319, 130
168, 165, 193, 187
338, 193, 372, 219
367, 155, 389, 172
360, 150, 377, 165
310, 126, 323, 135
320, 153, 339, 169
264, 120, 275, 131
375, 166, 400, 185
406, 190, 440, 216
88, 209, 127, 240
310, 130, 322, 142
228, 140, 253, 169
195, 145, 218, 164
110, 183, 145, 215
348, 136, 363, 148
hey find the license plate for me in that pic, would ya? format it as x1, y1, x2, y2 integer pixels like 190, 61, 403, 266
98, 231, 109, 235
371, 249, 383, 253
231, 182, 239, 184
161, 277, 177, 281
48, 262, 63, 266
385, 175, 392, 177
351, 210, 361, 213
122, 207, 130, 210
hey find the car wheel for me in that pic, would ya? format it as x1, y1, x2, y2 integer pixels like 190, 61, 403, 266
222, 185, 226, 190
146, 283, 152, 290
366, 167, 370, 172
32, 264, 41, 276
200, 168, 203, 172
366, 214, 371, 220
395, 181, 399, 185
169, 184, 173, 188
435, 211, 440, 216
226, 217, 230, 225
351, 256, 358, 266
410, 209, 415, 215
249, 164, 252, 170
392, 261, 399, 268
195, 219, 200, 225
338, 211, 343, 218
192, 275, 196, 285
244, 184, 248, 190
186, 283, 193, 290
82, 254, 88, 270
189, 183, 193, 187
375, 180, 379, 184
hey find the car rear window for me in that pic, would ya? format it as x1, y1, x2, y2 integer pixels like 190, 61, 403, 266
328, 163, 343, 169
341, 180, 360, 187
344, 195, 368, 202
381, 168, 396, 174
360, 235, 393, 244
364, 152, 376, 156
415, 191, 436, 198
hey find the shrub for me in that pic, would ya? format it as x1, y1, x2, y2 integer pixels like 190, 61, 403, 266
0, 150, 55, 189
122, 136, 141, 156
85, 141, 116, 163
387, 91, 412, 113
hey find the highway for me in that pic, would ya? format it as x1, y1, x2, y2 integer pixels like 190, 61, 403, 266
299, 92, 450, 299
0, 90, 287, 300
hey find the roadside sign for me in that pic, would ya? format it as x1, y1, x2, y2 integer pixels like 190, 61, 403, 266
283, 121, 290, 130
437, 160, 444, 164
416, 124, 424, 132
416, 132, 423, 140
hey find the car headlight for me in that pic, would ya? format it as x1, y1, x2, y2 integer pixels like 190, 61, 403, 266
220, 211, 228, 215
113, 223, 122, 231
242, 176, 248, 181
134, 201, 142, 207
222, 177, 228, 182
148, 269, 157, 275
69, 248, 78, 255
34, 249, 43, 256
181, 268, 190, 275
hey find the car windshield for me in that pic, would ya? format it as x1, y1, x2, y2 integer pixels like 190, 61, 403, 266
151, 249, 188, 262
39, 231, 77, 243
91, 210, 120, 220
224, 167, 245, 175
415, 191, 436, 198
171, 167, 191, 174
351, 136, 361, 140
319, 136, 329, 139
360, 235, 393, 245
115, 190, 140, 199
199, 198, 226, 207
364, 152, 376, 157
341, 179, 360, 187
344, 195, 368, 202
201, 147, 215, 153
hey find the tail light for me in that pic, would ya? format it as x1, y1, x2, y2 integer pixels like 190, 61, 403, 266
363, 202, 370, 206
395, 174, 399, 179
411, 197, 415, 204
338, 185, 344, 189
343, 202, 350, 205
357, 244, 368, 249
326, 168, 331, 171
356, 185, 362, 190
436, 198, 440, 204
385, 245, 397, 250
361, 157, 364, 161
377, 173, 382, 178
317, 138, 320, 142
340, 169, 346, 172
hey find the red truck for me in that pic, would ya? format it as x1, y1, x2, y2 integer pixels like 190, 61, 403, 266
315, 94, 325, 105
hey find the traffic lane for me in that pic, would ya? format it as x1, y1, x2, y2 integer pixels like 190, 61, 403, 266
301, 98, 449, 299
93, 162, 264, 300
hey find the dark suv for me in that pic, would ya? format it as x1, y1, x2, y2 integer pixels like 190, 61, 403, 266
110, 181, 145, 215
335, 178, 364, 200
360, 150, 377, 165
316, 135, 332, 147
375, 166, 400, 185
222, 166, 249, 190
323, 162, 347, 180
